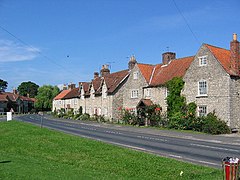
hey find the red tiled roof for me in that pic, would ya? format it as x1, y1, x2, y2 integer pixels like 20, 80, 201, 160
0, 94, 9, 102
150, 56, 194, 86
54, 89, 71, 100
64, 88, 80, 99
92, 77, 102, 93
3, 92, 19, 102
138, 63, 155, 83
104, 69, 129, 93
20, 96, 36, 102
205, 44, 237, 76
136, 56, 194, 87
137, 99, 153, 107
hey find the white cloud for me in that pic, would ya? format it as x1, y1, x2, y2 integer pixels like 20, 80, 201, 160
0, 39, 40, 62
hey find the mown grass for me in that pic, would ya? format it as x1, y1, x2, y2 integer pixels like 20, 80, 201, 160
0, 121, 222, 179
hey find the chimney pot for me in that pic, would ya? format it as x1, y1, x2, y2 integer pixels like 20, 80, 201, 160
162, 52, 176, 65
100, 64, 110, 77
230, 33, 240, 75
233, 33, 237, 41
128, 55, 137, 70
94, 72, 99, 79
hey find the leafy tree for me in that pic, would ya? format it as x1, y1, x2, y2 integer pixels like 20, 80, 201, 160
0, 79, 8, 92
35, 85, 60, 111
17, 81, 39, 98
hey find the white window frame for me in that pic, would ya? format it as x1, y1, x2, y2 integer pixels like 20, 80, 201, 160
133, 71, 139, 80
131, 89, 139, 98
198, 80, 207, 96
199, 55, 207, 66
198, 106, 207, 116
145, 88, 151, 97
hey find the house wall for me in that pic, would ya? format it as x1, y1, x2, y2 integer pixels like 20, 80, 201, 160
123, 65, 148, 111
145, 87, 168, 112
229, 77, 240, 129
182, 45, 231, 126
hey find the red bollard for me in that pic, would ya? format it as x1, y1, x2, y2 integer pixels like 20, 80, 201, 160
222, 157, 240, 180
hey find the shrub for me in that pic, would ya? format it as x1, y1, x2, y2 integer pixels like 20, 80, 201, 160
201, 112, 230, 135
80, 113, 90, 121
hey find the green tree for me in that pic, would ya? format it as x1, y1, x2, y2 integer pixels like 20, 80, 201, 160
0, 79, 8, 92
17, 81, 39, 98
35, 85, 60, 111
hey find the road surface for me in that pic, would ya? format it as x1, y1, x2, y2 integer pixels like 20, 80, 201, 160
13, 114, 240, 169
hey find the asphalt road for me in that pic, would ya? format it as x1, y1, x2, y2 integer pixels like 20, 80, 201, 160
12, 114, 240, 169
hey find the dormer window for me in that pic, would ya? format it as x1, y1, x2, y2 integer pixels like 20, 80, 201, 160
199, 56, 207, 66
133, 72, 138, 80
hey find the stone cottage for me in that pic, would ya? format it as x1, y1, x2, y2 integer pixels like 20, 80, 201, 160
182, 33, 240, 129
78, 65, 129, 121
122, 54, 194, 114
0, 89, 35, 113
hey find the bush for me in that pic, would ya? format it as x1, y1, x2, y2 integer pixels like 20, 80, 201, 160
80, 113, 90, 121
201, 112, 230, 135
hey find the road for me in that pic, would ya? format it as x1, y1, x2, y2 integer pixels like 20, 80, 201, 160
13, 114, 240, 169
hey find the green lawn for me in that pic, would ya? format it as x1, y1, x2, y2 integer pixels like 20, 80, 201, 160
0, 121, 222, 179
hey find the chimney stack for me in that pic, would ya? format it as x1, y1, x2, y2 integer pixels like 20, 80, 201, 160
128, 55, 137, 70
230, 33, 240, 75
63, 84, 67, 90
100, 64, 110, 77
94, 72, 99, 79
68, 83, 76, 90
13, 88, 18, 94
162, 52, 176, 65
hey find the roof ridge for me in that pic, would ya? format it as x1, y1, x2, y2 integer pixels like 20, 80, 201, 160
205, 43, 229, 51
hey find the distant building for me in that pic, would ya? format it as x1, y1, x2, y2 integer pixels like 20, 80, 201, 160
0, 89, 35, 113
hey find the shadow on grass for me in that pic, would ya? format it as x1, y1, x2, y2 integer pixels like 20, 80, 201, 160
0, 160, 11, 164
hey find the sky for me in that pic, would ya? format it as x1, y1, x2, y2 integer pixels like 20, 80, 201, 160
0, 0, 240, 91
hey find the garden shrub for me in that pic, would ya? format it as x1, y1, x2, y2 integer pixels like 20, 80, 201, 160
80, 113, 90, 121
201, 112, 230, 135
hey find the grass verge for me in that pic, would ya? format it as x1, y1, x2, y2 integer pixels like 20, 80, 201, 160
0, 121, 222, 179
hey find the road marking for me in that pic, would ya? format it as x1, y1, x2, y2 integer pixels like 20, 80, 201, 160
169, 154, 182, 159
104, 130, 122, 135
190, 143, 239, 152
80, 122, 100, 127
137, 135, 167, 142
183, 157, 220, 167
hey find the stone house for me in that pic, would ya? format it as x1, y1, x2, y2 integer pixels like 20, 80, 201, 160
78, 65, 129, 121
53, 33, 240, 129
52, 84, 80, 113
122, 54, 194, 114
182, 34, 240, 129
0, 89, 35, 113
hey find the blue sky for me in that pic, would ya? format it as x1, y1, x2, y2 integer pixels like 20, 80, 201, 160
0, 0, 239, 91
